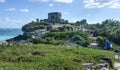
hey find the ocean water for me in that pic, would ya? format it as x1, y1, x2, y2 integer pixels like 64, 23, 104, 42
0, 28, 22, 41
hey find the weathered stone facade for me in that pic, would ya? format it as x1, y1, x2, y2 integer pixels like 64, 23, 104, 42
41, 12, 65, 24
24, 29, 48, 38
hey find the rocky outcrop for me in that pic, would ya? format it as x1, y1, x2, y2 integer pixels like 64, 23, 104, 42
24, 29, 48, 38
82, 57, 113, 70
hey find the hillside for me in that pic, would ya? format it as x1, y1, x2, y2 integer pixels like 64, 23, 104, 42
89, 19, 120, 45
0, 44, 114, 70
7, 18, 91, 47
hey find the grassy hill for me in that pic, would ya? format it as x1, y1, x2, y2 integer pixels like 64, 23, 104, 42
0, 44, 114, 70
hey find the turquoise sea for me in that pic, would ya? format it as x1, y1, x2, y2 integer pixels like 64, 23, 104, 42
0, 28, 22, 41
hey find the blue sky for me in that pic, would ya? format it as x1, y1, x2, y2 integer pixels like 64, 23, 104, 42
0, 0, 120, 28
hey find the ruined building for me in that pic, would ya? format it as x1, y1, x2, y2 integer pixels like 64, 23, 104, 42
41, 12, 65, 24
24, 12, 81, 38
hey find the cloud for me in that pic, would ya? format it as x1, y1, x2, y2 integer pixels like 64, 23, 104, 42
6, 8, 16, 12
28, 0, 49, 2
1, 17, 29, 28
0, 0, 5, 3
30, 18, 36, 21
53, 0, 73, 3
20, 9, 29, 13
5, 17, 10, 22
5, 17, 23, 23
68, 18, 81, 22
83, 0, 120, 8
28, 0, 73, 3
63, 11, 69, 15
6, 8, 30, 12
49, 3, 54, 7
110, 3, 120, 8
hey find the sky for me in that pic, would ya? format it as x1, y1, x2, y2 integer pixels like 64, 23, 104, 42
0, 0, 120, 28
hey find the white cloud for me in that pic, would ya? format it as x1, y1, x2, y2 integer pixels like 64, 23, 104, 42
53, 0, 73, 3
63, 11, 69, 15
6, 8, 16, 12
0, 0, 5, 3
5, 17, 10, 22
28, 0, 49, 2
110, 3, 120, 8
1, 17, 29, 28
69, 18, 81, 22
83, 0, 120, 8
5, 17, 23, 23
49, 3, 54, 7
30, 18, 36, 21
28, 0, 73, 3
20, 9, 29, 13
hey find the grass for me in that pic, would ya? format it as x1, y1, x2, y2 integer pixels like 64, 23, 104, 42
112, 43, 120, 50
0, 44, 115, 70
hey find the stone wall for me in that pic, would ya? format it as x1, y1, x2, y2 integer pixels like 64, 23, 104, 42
42, 12, 65, 24
24, 29, 48, 38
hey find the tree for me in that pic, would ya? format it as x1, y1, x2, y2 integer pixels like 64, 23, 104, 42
64, 20, 69, 24
88, 19, 120, 45
80, 19, 87, 25
72, 35, 85, 46
76, 19, 87, 26
97, 36, 106, 48
36, 18, 40, 23
22, 18, 49, 32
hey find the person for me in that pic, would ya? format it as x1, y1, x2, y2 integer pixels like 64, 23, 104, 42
106, 40, 112, 50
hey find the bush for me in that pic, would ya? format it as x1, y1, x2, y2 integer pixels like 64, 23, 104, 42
22, 21, 49, 32
72, 35, 85, 46
50, 29, 60, 32
28, 38, 47, 44
28, 38, 64, 45
44, 31, 91, 47
7, 35, 28, 42
44, 31, 75, 40
97, 36, 106, 48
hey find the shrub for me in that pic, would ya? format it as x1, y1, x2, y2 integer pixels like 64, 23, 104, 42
72, 35, 85, 46
28, 38, 47, 44
28, 38, 64, 45
97, 36, 106, 48
50, 29, 60, 32
7, 35, 28, 42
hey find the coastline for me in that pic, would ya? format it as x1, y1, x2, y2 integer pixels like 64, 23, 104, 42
0, 40, 8, 45
0, 28, 22, 41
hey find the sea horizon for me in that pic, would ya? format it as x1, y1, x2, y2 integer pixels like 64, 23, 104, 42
0, 28, 22, 41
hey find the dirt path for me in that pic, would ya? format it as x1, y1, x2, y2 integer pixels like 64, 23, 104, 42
114, 54, 120, 70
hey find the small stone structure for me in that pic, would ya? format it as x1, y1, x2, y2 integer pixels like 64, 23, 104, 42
41, 12, 65, 24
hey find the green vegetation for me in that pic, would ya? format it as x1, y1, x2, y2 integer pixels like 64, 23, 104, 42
27, 38, 65, 45
7, 18, 91, 47
22, 19, 73, 32
4, 18, 119, 69
0, 44, 115, 70
97, 36, 106, 48
76, 19, 87, 26
27, 31, 91, 47
111, 43, 120, 53
89, 19, 120, 46
72, 35, 85, 45
22, 19, 49, 32
7, 35, 28, 42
